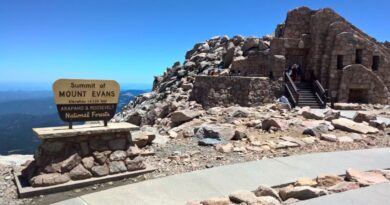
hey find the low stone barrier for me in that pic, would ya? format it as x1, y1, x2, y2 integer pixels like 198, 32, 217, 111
191, 76, 283, 108
20, 123, 150, 188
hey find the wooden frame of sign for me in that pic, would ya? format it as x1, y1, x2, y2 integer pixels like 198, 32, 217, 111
53, 79, 120, 129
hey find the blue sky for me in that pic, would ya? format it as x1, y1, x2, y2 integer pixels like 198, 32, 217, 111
0, 0, 389, 90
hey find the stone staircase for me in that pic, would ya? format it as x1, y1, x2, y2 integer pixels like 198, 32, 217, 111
296, 82, 324, 108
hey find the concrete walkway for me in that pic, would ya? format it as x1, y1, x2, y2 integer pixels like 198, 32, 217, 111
54, 148, 390, 205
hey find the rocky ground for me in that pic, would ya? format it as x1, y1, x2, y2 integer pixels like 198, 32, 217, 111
188, 168, 390, 205
1, 103, 389, 205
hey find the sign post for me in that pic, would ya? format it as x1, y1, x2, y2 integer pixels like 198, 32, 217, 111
53, 79, 120, 128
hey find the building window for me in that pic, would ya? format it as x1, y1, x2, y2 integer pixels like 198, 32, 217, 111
355, 49, 363, 64
337, 55, 344, 70
372, 56, 380, 71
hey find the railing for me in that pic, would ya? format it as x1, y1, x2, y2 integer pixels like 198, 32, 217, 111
312, 80, 327, 108
284, 73, 299, 107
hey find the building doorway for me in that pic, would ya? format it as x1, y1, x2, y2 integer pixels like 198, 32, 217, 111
285, 49, 308, 82
348, 89, 368, 103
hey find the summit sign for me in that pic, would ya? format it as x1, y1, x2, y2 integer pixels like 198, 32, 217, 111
53, 79, 120, 124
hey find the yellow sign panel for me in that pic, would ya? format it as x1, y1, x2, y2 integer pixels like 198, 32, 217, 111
53, 79, 120, 105
52, 79, 120, 123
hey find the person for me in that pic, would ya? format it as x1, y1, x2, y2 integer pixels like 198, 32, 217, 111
291, 64, 297, 82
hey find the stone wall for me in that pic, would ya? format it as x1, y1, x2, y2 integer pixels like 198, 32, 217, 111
191, 76, 282, 108
337, 65, 390, 104
230, 53, 269, 77
22, 131, 147, 187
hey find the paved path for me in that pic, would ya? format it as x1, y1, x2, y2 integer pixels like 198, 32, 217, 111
54, 148, 390, 205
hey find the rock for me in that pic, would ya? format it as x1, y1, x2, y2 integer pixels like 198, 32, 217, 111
280, 136, 305, 146
302, 110, 324, 120
262, 118, 287, 131
126, 145, 141, 157
131, 131, 156, 148
242, 37, 260, 52
30, 173, 70, 187
168, 130, 178, 138
276, 141, 299, 149
109, 150, 127, 161
81, 157, 94, 170
227, 107, 250, 118
61, 153, 81, 172
294, 178, 318, 187
232, 130, 247, 140
69, 164, 92, 180
125, 156, 146, 171
200, 197, 230, 205
91, 164, 109, 177
215, 143, 234, 153
301, 137, 316, 144
338, 136, 354, 143
369, 120, 386, 130
181, 83, 193, 91
171, 110, 201, 124
195, 125, 235, 140
346, 168, 388, 186
320, 134, 337, 142
353, 111, 376, 123
254, 185, 282, 202
332, 118, 378, 134
108, 138, 127, 150
283, 198, 299, 204
279, 186, 328, 200
198, 138, 224, 146
93, 151, 109, 165
316, 175, 343, 187
229, 191, 258, 203
250, 196, 281, 205
349, 133, 364, 141
324, 109, 340, 121
108, 161, 127, 174
327, 182, 360, 193
334, 103, 362, 110
303, 124, 328, 137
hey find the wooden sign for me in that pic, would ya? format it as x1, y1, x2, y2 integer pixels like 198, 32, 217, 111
53, 79, 120, 124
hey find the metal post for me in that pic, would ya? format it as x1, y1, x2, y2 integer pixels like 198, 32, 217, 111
69, 122, 73, 129
104, 120, 108, 127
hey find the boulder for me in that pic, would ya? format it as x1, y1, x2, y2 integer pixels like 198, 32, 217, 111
125, 156, 146, 171
369, 120, 386, 130
302, 110, 324, 120
327, 182, 360, 193
69, 164, 92, 180
126, 145, 141, 157
332, 118, 379, 134
81, 157, 94, 170
200, 197, 230, 205
254, 185, 282, 202
91, 164, 109, 177
61, 153, 81, 172
242, 37, 260, 52
294, 178, 318, 187
324, 109, 340, 121
276, 141, 299, 149
262, 118, 287, 131
30, 173, 70, 187
320, 134, 337, 142
195, 125, 235, 141
198, 138, 224, 146
346, 169, 388, 186
302, 124, 328, 137
232, 130, 247, 140
316, 175, 343, 187
280, 136, 305, 146
301, 137, 316, 144
215, 143, 234, 153
251, 196, 281, 205
108, 161, 127, 174
130, 131, 156, 148
229, 191, 258, 203
279, 186, 328, 200
93, 151, 110, 165
171, 110, 201, 124
352, 111, 376, 123
109, 150, 127, 161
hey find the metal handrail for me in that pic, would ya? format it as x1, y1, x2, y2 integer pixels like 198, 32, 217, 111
312, 80, 327, 108
284, 73, 299, 106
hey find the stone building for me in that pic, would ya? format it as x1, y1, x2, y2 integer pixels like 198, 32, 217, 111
192, 7, 390, 107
